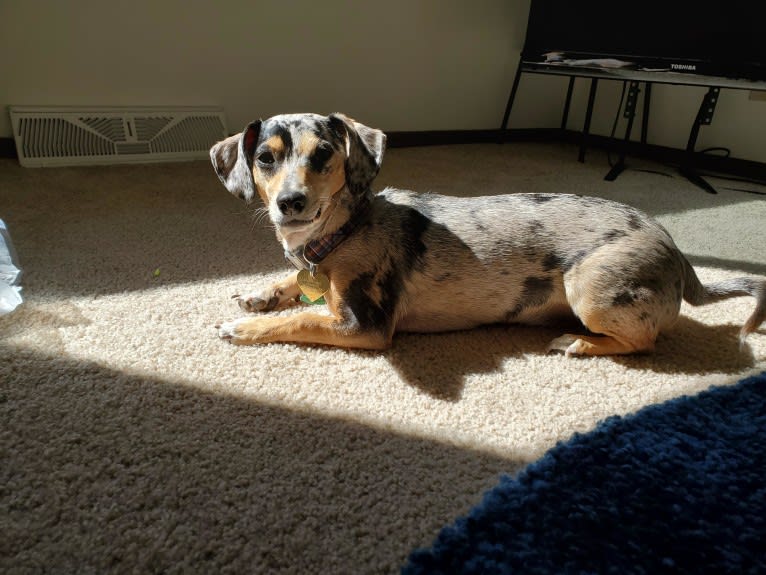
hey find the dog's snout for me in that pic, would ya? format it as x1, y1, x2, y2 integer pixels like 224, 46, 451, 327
277, 191, 307, 216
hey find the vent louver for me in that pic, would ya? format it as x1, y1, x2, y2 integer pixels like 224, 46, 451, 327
9, 106, 228, 167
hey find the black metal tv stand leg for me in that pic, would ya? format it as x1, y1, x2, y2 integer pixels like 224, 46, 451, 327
498, 57, 524, 142
561, 77, 576, 129
605, 81, 640, 181
578, 78, 599, 162
641, 82, 652, 145
678, 87, 720, 194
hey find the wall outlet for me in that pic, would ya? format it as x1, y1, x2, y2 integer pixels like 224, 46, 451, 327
749, 90, 766, 102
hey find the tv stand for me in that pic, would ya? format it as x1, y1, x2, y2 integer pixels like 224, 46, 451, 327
604, 80, 642, 183
604, 83, 719, 194
500, 60, 766, 193
677, 87, 721, 194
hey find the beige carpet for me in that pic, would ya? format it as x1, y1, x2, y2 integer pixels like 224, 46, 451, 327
1, 142, 765, 574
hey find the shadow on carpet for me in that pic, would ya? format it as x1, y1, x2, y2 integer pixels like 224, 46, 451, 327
403, 371, 766, 574
386, 317, 756, 402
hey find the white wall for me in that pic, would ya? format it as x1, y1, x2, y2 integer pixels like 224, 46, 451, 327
1, 0, 765, 163
0, 0, 520, 134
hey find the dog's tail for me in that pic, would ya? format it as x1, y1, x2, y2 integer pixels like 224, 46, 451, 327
682, 257, 766, 345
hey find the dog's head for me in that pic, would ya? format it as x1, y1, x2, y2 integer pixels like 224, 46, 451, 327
210, 113, 385, 248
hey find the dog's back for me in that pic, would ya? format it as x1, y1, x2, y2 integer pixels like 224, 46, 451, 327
360, 190, 681, 334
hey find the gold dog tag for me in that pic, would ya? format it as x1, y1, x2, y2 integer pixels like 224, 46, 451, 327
297, 269, 330, 303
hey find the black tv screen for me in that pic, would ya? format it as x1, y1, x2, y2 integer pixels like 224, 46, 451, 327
521, 1, 765, 83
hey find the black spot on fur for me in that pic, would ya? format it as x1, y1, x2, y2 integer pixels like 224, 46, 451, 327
318, 122, 345, 151
542, 253, 562, 272
400, 207, 430, 272
524, 276, 553, 304
308, 142, 333, 172
640, 274, 665, 295
376, 266, 402, 323
602, 229, 628, 243
528, 220, 544, 234
345, 272, 380, 330
344, 269, 400, 333
343, 206, 429, 331
467, 208, 487, 232
529, 194, 555, 204
506, 276, 553, 321
627, 213, 643, 231
265, 122, 293, 153
613, 291, 637, 306
542, 248, 590, 273
564, 249, 588, 271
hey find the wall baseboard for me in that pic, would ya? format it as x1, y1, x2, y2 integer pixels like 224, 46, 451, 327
385, 128, 556, 147
388, 128, 766, 184
555, 130, 766, 184
3, 130, 765, 183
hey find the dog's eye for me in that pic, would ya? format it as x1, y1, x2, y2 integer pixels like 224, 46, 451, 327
309, 143, 334, 173
256, 151, 275, 166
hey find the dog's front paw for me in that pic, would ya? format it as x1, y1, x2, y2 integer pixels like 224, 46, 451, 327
215, 317, 283, 345
215, 318, 251, 344
232, 288, 302, 313
232, 292, 277, 313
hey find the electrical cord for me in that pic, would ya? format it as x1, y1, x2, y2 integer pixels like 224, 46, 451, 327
699, 147, 731, 157
697, 147, 766, 194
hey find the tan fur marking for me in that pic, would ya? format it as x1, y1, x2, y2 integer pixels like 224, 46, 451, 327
295, 133, 320, 157
273, 272, 301, 301
295, 134, 346, 196
251, 136, 289, 205
225, 314, 391, 350
551, 333, 655, 356
255, 164, 287, 204
307, 155, 345, 197
563, 304, 658, 355
263, 135, 286, 155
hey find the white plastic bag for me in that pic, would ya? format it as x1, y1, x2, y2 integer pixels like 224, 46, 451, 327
0, 218, 23, 315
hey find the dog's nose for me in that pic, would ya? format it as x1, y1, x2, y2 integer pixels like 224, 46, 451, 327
276, 191, 307, 216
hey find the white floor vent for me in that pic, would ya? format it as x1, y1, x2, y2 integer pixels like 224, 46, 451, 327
9, 106, 228, 167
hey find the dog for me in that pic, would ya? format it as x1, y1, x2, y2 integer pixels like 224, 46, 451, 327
209, 112, 765, 356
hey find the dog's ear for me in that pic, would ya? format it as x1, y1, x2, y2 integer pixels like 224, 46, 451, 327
329, 113, 386, 195
209, 120, 262, 203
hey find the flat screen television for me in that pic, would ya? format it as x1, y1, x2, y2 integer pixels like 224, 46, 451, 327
521, 1, 765, 84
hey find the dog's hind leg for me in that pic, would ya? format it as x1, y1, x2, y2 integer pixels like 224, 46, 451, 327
551, 270, 679, 357
232, 271, 303, 312
548, 332, 655, 357
549, 283, 671, 356
547, 303, 661, 356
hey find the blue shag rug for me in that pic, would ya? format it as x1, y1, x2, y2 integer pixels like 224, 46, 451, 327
403, 371, 766, 574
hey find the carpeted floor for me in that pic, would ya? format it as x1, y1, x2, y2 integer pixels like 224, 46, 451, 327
1, 142, 765, 573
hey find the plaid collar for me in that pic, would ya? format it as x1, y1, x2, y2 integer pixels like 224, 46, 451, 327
285, 199, 371, 270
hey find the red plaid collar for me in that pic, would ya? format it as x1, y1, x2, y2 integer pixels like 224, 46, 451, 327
285, 200, 371, 270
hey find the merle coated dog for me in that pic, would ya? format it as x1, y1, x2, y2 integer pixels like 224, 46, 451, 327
210, 112, 765, 356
